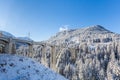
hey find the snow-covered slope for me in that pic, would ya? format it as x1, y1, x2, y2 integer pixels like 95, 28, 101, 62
47, 25, 118, 44
0, 54, 67, 80
0, 30, 15, 38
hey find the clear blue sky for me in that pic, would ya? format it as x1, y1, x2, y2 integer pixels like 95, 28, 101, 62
0, 0, 120, 41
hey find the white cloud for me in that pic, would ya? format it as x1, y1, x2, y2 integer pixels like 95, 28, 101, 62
59, 25, 69, 32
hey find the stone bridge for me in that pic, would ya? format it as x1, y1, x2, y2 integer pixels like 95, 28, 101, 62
0, 36, 33, 54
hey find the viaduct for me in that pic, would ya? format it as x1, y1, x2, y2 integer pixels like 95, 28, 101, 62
0, 33, 33, 54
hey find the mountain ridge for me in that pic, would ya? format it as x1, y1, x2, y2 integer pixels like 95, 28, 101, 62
47, 25, 116, 45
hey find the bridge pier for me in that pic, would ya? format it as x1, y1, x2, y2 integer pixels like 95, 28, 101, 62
8, 39, 16, 54
0, 36, 33, 55
50, 46, 56, 71
29, 44, 33, 57
5, 43, 9, 53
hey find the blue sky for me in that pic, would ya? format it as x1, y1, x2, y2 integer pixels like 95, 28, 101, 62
0, 0, 120, 41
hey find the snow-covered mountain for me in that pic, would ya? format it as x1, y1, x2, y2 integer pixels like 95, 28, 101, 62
31, 25, 120, 80
0, 54, 67, 80
47, 25, 119, 45
0, 30, 15, 38
1, 25, 120, 80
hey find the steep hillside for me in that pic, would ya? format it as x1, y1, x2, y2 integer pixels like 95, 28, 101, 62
30, 25, 120, 80
0, 54, 67, 80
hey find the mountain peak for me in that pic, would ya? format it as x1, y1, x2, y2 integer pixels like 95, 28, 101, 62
91, 25, 104, 28
85, 25, 112, 33
48, 25, 115, 44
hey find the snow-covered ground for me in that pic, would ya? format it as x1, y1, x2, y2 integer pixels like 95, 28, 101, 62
0, 54, 67, 80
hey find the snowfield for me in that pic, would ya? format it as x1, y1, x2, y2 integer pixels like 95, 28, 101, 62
0, 54, 67, 80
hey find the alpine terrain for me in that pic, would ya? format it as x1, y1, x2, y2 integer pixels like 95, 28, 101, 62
1, 25, 120, 80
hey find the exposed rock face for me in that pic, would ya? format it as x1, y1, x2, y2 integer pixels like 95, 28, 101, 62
0, 54, 67, 80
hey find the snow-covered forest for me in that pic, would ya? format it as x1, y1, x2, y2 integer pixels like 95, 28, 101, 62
15, 25, 120, 80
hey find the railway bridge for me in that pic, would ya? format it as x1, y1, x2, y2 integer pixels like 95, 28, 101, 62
0, 33, 33, 54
